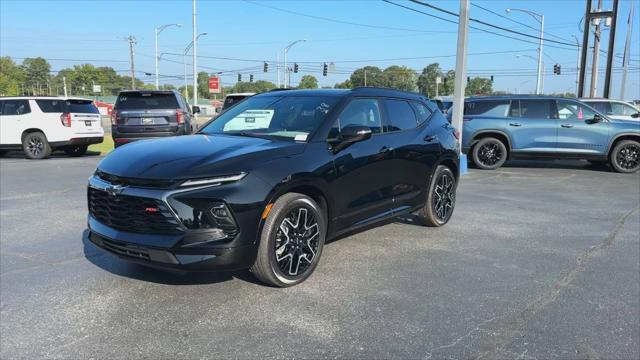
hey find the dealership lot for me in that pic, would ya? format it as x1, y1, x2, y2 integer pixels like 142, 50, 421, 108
0, 156, 638, 358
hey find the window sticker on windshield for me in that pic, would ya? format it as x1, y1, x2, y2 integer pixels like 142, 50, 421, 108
294, 134, 308, 142
223, 110, 274, 131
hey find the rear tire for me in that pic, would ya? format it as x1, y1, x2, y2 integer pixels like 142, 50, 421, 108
417, 165, 457, 227
22, 132, 51, 160
63, 145, 88, 157
251, 193, 326, 287
609, 140, 640, 173
471, 137, 507, 170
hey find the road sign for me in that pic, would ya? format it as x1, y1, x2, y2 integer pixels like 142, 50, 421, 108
208, 77, 221, 94
436, 76, 442, 84
92, 85, 101, 93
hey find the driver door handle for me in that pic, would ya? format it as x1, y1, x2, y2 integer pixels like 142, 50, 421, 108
424, 135, 437, 142
509, 122, 522, 127
561, 124, 574, 128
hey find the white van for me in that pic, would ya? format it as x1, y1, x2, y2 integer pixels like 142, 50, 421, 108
0, 97, 104, 159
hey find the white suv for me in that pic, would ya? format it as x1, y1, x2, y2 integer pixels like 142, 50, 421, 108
580, 98, 640, 122
0, 97, 104, 159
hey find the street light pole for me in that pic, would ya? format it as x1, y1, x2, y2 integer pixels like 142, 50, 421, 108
506, 8, 544, 95
573, 35, 581, 95
192, 0, 198, 109
283, 39, 306, 88
184, 32, 207, 102
155, 23, 181, 90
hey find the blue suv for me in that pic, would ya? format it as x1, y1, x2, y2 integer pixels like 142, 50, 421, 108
461, 96, 640, 173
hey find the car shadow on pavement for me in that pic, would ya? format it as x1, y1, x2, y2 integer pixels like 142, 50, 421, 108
494, 159, 613, 173
0, 150, 102, 160
81, 230, 262, 286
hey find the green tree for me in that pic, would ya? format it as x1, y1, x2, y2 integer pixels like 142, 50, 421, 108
229, 80, 276, 94
20, 57, 51, 95
297, 75, 318, 89
334, 79, 353, 89
350, 66, 383, 87
381, 65, 417, 92
197, 71, 210, 99
0, 57, 25, 96
465, 77, 493, 96
417, 63, 443, 97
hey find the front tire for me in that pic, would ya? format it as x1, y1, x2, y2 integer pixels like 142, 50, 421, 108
251, 193, 326, 287
610, 140, 640, 173
63, 145, 88, 157
471, 137, 507, 170
22, 132, 51, 159
417, 165, 457, 227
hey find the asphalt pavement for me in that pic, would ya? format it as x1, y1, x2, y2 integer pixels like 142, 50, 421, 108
1, 154, 638, 359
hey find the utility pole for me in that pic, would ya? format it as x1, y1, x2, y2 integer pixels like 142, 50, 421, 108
573, 35, 581, 95
364, 69, 367, 86
62, 77, 67, 97
451, 0, 470, 174
192, 0, 198, 111
126, 36, 137, 90
620, 1, 634, 100
276, 53, 280, 88
589, 0, 603, 98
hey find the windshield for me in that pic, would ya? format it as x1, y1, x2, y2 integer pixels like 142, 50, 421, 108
200, 95, 339, 141
115, 93, 179, 110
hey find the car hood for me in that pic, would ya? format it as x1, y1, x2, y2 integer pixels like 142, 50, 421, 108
97, 134, 306, 180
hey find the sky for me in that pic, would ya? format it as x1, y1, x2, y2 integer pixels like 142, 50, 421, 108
1, 0, 639, 100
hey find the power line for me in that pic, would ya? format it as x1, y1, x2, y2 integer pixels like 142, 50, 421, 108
243, 0, 455, 34
408, 0, 577, 47
11, 56, 130, 63
471, 3, 573, 44
382, 0, 576, 51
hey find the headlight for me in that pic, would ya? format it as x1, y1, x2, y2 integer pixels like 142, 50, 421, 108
180, 172, 247, 187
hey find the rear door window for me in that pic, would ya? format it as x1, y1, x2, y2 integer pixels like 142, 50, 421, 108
115, 93, 179, 110
35, 99, 65, 113
516, 100, 553, 119
384, 99, 418, 132
1, 100, 31, 115
464, 100, 510, 117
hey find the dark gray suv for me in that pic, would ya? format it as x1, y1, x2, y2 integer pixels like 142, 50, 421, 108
111, 90, 199, 147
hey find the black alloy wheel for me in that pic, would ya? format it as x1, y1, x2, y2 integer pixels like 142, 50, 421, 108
22, 132, 51, 160
251, 193, 326, 287
274, 207, 320, 277
417, 165, 457, 227
611, 140, 640, 173
472, 137, 507, 170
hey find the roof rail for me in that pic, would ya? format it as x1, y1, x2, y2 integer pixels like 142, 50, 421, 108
268, 88, 293, 92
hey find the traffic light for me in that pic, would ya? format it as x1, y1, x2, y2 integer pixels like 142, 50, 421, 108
443, 77, 448, 86
322, 63, 328, 76
466, 76, 470, 83
553, 64, 561, 75
250, 74, 254, 83
490, 75, 494, 82
293, 63, 299, 73
237, 74, 242, 82
263, 62, 268, 72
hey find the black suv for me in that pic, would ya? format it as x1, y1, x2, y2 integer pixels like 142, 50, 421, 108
87, 88, 459, 286
111, 90, 198, 146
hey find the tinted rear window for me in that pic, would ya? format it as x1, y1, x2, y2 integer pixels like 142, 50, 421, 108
385, 99, 417, 131
115, 93, 179, 110
464, 100, 510, 117
36, 99, 98, 114
1, 100, 31, 115
516, 100, 552, 119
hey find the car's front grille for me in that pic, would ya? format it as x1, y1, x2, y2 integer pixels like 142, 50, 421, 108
88, 187, 182, 234
95, 170, 176, 189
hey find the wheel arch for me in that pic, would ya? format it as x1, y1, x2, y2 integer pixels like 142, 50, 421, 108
21, 128, 47, 141
469, 130, 512, 158
608, 133, 640, 155
434, 151, 460, 182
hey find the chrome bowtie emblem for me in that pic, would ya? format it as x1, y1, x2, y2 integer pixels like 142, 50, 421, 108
105, 184, 126, 196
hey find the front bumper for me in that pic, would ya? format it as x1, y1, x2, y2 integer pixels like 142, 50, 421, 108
87, 227, 257, 271
86, 173, 270, 271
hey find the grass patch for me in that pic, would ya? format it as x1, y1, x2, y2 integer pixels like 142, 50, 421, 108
88, 136, 114, 155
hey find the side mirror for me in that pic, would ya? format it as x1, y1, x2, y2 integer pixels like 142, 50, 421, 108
586, 114, 603, 124
192, 105, 201, 114
631, 112, 640, 119
331, 125, 372, 153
